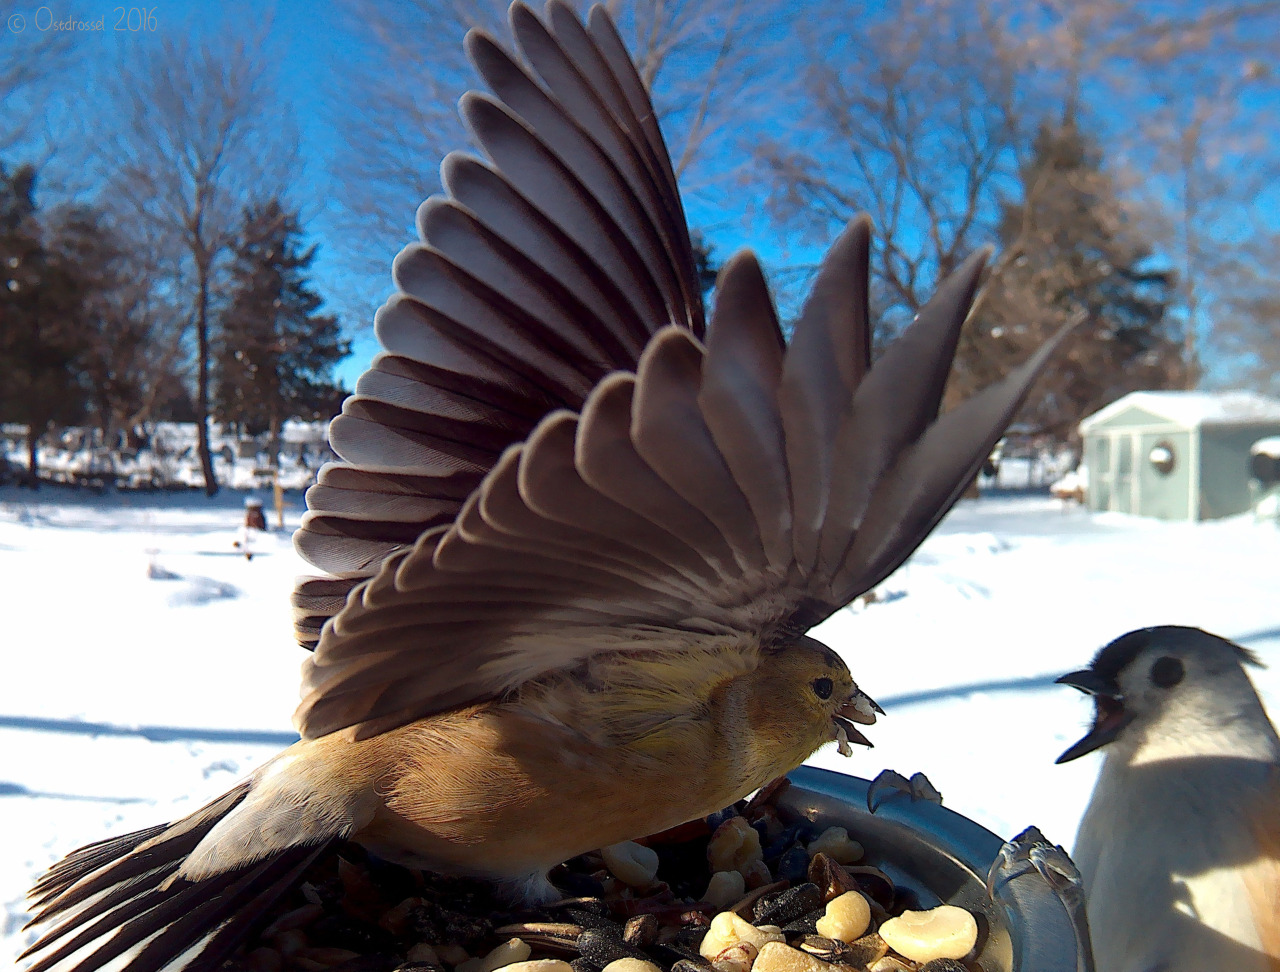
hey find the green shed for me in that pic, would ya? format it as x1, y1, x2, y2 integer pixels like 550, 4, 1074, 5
1078, 390, 1280, 521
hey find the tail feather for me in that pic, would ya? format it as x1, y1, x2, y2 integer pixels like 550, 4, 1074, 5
26, 783, 252, 926
21, 781, 332, 972
23, 868, 246, 972
30, 824, 169, 904
124, 845, 328, 972
28, 863, 181, 951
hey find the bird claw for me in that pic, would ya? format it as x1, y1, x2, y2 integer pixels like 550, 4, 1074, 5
986, 827, 1095, 972
986, 826, 1080, 897
866, 769, 943, 814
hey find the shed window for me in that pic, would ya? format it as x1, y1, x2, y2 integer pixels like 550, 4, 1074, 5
1149, 442, 1176, 476
1253, 452, 1280, 486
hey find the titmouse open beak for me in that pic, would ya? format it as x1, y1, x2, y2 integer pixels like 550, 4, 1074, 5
1055, 669, 1135, 763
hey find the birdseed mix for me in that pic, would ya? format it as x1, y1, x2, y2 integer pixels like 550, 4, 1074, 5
223, 780, 986, 972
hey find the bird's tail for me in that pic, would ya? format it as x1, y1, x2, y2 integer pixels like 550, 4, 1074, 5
21, 780, 334, 972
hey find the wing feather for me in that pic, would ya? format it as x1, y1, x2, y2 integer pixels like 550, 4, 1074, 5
811, 247, 988, 585
291, 0, 703, 639
699, 252, 792, 575
778, 218, 872, 578
632, 327, 767, 573
291, 2, 1073, 740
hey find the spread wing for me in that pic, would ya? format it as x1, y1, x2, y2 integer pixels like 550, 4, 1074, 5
290, 0, 704, 647
293, 0, 1074, 741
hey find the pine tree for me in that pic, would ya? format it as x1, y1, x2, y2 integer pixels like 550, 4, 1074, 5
0, 164, 92, 484
962, 117, 1181, 438
214, 200, 348, 465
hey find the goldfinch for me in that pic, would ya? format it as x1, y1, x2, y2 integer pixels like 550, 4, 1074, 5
21, 3, 1071, 971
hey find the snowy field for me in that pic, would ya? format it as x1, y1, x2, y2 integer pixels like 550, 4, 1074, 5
2, 486, 1278, 964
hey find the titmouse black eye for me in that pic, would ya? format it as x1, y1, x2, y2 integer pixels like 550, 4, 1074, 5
1150, 656, 1184, 688
812, 677, 834, 699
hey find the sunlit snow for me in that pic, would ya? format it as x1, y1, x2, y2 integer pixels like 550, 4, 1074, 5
2, 487, 1277, 964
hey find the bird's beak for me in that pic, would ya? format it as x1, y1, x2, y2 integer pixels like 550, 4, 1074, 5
832, 688, 881, 756
1054, 669, 1135, 764
840, 688, 882, 725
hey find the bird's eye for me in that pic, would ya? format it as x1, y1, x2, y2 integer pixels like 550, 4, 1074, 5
1150, 656, 1184, 688
811, 677, 833, 699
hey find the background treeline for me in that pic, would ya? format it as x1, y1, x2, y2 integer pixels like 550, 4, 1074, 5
2, 0, 1278, 493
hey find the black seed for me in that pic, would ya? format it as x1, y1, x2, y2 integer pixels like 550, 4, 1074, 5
763, 826, 804, 863
623, 914, 660, 947
920, 961, 968, 972
844, 867, 896, 909
673, 926, 708, 949
804, 933, 888, 967
565, 908, 618, 930
392, 964, 444, 972
648, 941, 707, 967
569, 959, 600, 972
577, 927, 650, 965
780, 908, 821, 935
797, 935, 878, 964
672, 960, 712, 972
776, 845, 810, 883
753, 884, 823, 926
440, 911, 493, 947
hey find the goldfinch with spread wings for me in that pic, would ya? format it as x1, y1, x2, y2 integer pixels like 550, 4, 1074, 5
22, 3, 1072, 970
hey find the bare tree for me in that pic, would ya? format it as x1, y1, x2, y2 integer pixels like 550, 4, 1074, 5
330, 0, 793, 299
1127, 65, 1279, 388
1019, 0, 1280, 388
1208, 231, 1280, 395
0, 29, 79, 155
74, 206, 192, 438
755, 0, 1036, 340
759, 0, 1280, 386
109, 37, 297, 494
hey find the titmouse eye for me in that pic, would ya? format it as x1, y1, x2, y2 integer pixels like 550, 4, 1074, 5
811, 677, 834, 699
1150, 656, 1184, 688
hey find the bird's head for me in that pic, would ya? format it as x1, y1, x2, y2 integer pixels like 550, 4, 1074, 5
748, 635, 881, 765
1055, 625, 1266, 764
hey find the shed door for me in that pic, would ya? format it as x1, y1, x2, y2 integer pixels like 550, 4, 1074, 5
1114, 434, 1134, 513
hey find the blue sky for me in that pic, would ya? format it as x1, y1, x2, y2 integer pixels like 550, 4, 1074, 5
3, 0, 845, 388
4, 0, 1277, 392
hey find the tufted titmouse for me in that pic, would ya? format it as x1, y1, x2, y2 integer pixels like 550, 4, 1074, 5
1057, 625, 1280, 972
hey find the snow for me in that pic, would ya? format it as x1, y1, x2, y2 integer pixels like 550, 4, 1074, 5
1079, 389, 1280, 431
3, 488, 1279, 965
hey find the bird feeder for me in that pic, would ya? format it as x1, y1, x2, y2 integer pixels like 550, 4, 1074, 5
780, 766, 1090, 972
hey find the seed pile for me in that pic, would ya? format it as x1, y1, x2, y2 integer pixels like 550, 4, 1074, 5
224, 781, 986, 972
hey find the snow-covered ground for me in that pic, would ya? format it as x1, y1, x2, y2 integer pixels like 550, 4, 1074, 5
2, 487, 1278, 964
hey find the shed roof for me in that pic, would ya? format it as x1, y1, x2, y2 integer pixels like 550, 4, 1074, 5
1079, 390, 1280, 434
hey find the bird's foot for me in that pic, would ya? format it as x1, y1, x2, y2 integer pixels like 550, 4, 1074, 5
866, 769, 943, 814
985, 826, 1080, 898
986, 827, 1094, 972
